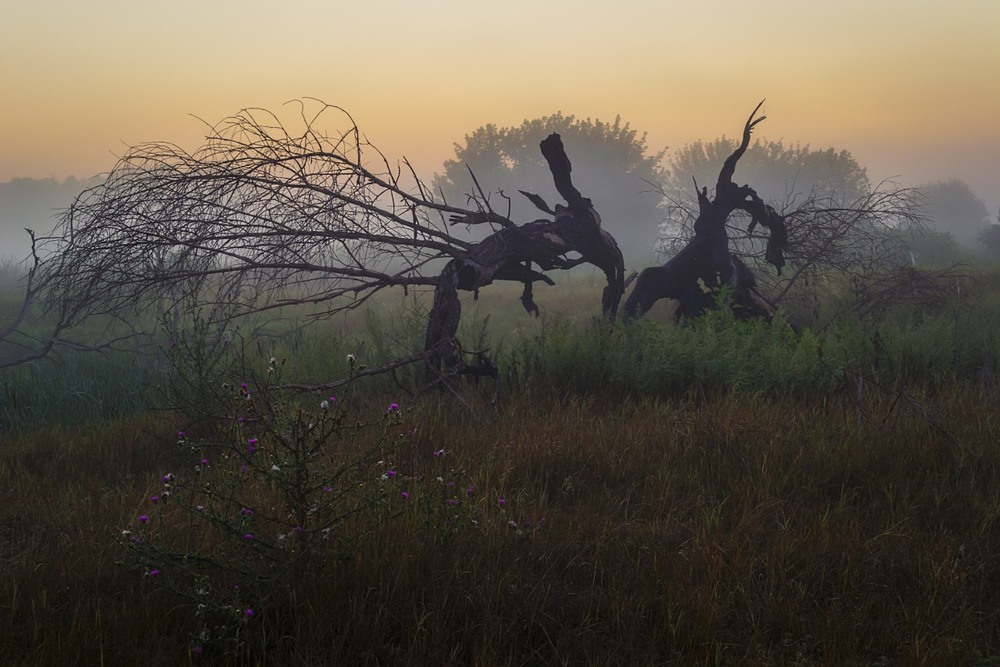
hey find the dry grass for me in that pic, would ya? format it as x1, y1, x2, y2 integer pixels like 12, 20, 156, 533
3, 381, 1000, 665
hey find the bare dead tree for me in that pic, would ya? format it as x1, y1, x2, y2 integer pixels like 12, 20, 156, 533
630, 103, 938, 326
625, 102, 788, 321
2, 101, 623, 377
425, 133, 624, 372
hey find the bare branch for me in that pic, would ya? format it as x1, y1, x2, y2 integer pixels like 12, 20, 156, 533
3, 102, 625, 379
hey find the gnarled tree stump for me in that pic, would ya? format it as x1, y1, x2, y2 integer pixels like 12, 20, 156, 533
625, 102, 787, 322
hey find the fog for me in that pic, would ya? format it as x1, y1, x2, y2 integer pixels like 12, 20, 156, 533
2, 130, 996, 269
0, 177, 103, 262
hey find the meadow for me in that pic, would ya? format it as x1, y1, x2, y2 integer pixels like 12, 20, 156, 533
2, 267, 1000, 665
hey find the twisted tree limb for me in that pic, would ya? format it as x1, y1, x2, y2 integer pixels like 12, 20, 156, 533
425, 133, 625, 371
625, 102, 787, 321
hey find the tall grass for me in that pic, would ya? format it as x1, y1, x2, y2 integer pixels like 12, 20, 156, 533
4, 269, 1000, 664
3, 385, 1000, 664
505, 303, 999, 400
0, 348, 164, 432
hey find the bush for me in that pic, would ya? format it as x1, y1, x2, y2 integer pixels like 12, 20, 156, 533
120, 356, 411, 655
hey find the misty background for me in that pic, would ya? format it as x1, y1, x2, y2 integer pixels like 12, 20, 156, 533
2, 122, 996, 268
0, 176, 102, 262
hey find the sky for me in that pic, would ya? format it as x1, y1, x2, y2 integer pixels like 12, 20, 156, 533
2, 0, 999, 209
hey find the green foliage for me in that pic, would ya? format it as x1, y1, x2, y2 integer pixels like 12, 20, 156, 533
0, 347, 161, 432
506, 292, 999, 400
433, 112, 667, 261
6, 269, 999, 433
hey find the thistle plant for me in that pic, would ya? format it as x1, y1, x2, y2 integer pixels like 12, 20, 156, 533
120, 353, 410, 654
121, 331, 543, 659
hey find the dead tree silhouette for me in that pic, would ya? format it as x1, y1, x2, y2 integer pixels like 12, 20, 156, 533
4, 101, 623, 383
625, 102, 787, 321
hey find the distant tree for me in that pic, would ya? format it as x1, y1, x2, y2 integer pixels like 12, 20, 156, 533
979, 221, 1000, 260
433, 113, 667, 262
919, 179, 989, 248
902, 228, 968, 267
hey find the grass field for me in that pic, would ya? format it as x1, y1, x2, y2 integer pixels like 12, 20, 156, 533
3, 268, 1000, 665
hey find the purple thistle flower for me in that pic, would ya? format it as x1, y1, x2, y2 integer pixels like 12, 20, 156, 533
245, 608, 254, 618
387, 402, 399, 413
177, 431, 185, 440
150, 495, 160, 504
200, 458, 209, 466
148, 569, 160, 577
138, 514, 149, 524
243, 533, 254, 541
161, 473, 174, 484
433, 448, 445, 458
322, 485, 332, 493
401, 491, 409, 500
466, 485, 475, 496
240, 507, 253, 517
498, 498, 507, 507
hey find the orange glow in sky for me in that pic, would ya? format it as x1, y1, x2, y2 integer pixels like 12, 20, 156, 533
2, 0, 998, 204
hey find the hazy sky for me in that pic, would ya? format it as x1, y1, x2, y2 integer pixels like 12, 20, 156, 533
2, 0, 999, 206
